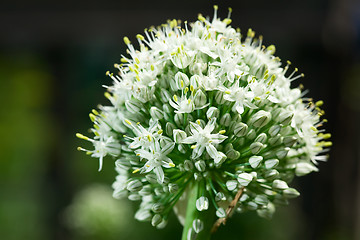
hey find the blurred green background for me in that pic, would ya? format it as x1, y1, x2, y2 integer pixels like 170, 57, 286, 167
0, 0, 359, 239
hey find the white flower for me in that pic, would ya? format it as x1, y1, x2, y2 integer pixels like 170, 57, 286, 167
78, 6, 330, 229
124, 119, 161, 149
222, 80, 257, 114
182, 118, 227, 160
135, 140, 175, 183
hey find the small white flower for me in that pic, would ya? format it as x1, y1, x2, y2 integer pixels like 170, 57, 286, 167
135, 140, 175, 183
182, 118, 227, 159
222, 81, 257, 114
196, 196, 209, 211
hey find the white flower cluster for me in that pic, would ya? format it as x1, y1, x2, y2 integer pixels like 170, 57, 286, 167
77, 6, 331, 232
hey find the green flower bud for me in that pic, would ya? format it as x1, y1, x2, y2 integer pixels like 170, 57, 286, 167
150, 107, 164, 120
249, 155, 263, 168
250, 110, 271, 128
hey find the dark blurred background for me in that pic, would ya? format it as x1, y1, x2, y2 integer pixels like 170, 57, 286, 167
0, 0, 359, 239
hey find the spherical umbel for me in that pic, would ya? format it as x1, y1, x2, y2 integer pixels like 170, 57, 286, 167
77, 5, 330, 236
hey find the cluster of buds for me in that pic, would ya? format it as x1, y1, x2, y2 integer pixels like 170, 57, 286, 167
77, 6, 330, 238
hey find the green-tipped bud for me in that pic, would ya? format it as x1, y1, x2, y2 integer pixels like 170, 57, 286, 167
127, 179, 143, 192
249, 155, 263, 168
215, 90, 226, 104
283, 136, 297, 147
246, 129, 257, 140
184, 160, 194, 171
226, 148, 241, 160
264, 169, 279, 180
165, 122, 176, 136
192, 219, 204, 233
196, 196, 209, 211
216, 208, 226, 218
175, 71, 190, 89
282, 188, 300, 198
125, 100, 142, 113
206, 107, 220, 119
254, 195, 269, 206
234, 122, 248, 137
173, 129, 187, 143
250, 142, 264, 154
272, 179, 288, 190
151, 214, 163, 227
150, 107, 164, 120
268, 125, 281, 137
276, 147, 290, 159
174, 113, 184, 126
226, 180, 238, 191
237, 172, 253, 186
195, 160, 206, 172
255, 133, 267, 143
194, 89, 207, 106
269, 134, 283, 146
220, 113, 232, 127
264, 159, 279, 169
278, 111, 293, 125
250, 110, 271, 128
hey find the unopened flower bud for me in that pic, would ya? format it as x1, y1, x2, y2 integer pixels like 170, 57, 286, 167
173, 129, 187, 143
192, 219, 204, 233
174, 113, 185, 126
152, 203, 164, 213
282, 188, 300, 198
226, 148, 240, 160
152, 214, 163, 227
226, 180, 238, 191
264, 169, 279, 180
249, 155, 263, 168
283, 136, 297, 147
246, 129, 257, 140
237, 172, 253, 186
272, 179, 288, 190
268, 125, 281, 137
190, 75, 200, 89
175, 71, 190, 89
215, 91, 226, 104
254, 194, 269, 205
135, 209, 152, 221
168, 183, 179, 193
215, 192, 226, 202
255, 133, 267, 143
150, 107, 164, 120
160, 88, 171, 102
184, 160, 194, 171
196, 196, 209, 211
250, 110, 271, 128
250, 142, 264, 154
194, 89, 207, 106
206, 107, 220, 119
269, 134, 283, 146
127, 179, 143, 192
264, 159, 279, 169
125, 100, 142, 113
276, 147, 289, 159
165, 122, 176, 136
234, 122, 248, 137
278, 111, 293, 125
195, 160, 206, 172
216, 208, 226, 218
220, 113, 231, 127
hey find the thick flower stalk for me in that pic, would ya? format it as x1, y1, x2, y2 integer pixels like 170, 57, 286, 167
77, 6, 331, 240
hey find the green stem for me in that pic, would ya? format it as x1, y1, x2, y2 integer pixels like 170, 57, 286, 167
181, 180, 216, 240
